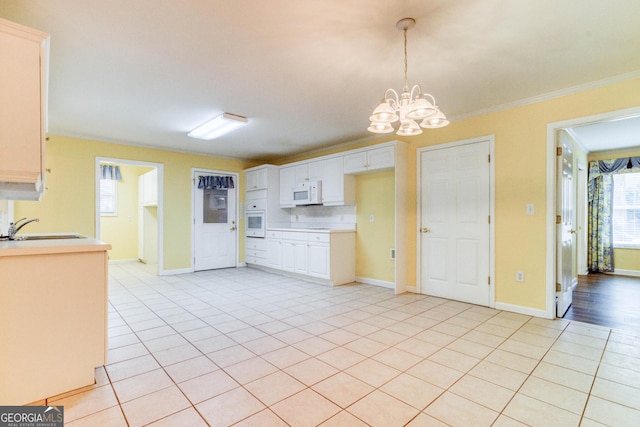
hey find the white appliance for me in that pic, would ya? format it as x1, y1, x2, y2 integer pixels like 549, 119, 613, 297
245, 200, 266, 237
293, 180, 322, 206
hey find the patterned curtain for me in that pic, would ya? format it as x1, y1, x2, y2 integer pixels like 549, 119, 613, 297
197, 175, 234, 190
100, 164, 121, 180
587, 156, 640, 272
588, 172, 614, 272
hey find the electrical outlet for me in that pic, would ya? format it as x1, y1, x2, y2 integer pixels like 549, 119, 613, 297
516, 271, 525, 282
370, 214, 375, 222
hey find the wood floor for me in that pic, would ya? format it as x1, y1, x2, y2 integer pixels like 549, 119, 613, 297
563, 273, 640, 331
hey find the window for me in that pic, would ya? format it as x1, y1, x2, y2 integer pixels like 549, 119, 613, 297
100, 179, 117, 216
613, 172, 640, 248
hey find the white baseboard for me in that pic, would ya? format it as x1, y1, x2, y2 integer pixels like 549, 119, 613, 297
612, 269, 640, 277
108, 258, 139, 265
406, 286, 418, 293
159, 267, 193, 276
355, 276, 395, 289
494, 302, 552, 319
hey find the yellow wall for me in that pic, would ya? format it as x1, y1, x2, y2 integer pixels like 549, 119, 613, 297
100, 164, 152, 261
14, 135, 251, 271
14, 78, 640, 312
355, 171, 395, 283
279, 77, 640, 312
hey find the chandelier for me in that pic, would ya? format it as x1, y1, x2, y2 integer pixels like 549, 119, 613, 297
368, 18, 449, 136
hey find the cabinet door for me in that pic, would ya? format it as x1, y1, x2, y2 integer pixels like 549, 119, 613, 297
319, 157, 343, 204
0, 21, 47, 193
246, 170, 257, 191
282, 241, 295, 272
246, 168, 267, 191
343, 152, 367, 174
308, 243, 330, 278
142, 169, 158, 206
293, 242, 308, 275
367, 146, 395, 171
266, 239, 282, 269
279, 166, 295, 206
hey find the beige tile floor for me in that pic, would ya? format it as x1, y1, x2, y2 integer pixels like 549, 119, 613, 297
42, 263, 640, 426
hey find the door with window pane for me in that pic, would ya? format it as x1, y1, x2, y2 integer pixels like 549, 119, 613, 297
193, 172, 237, 271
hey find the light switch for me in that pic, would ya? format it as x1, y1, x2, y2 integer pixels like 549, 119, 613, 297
526, 204, 535, 216
369, 214, 375, 222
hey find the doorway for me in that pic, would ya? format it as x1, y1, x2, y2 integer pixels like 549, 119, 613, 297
417, 136, 495, 307
192, 169, 239, 271
546, 106, 640, 319
95, 158, 164, 274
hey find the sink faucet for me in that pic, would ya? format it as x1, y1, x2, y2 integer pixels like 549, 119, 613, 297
8, 217, 40, 240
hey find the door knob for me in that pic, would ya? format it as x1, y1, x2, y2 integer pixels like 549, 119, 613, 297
230, 226, 236, 231
421, 227, 431, 233
569, 229, 576, 234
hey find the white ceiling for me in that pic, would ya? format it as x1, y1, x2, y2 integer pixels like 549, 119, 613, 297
569, 115, 640, 153
2, 0, 640, 161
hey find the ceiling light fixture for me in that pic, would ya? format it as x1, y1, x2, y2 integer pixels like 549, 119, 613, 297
187, 112, 248, 140
368, 17, 449, 136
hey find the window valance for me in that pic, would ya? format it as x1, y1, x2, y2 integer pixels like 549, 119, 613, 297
100, 164, 121, 181
589, 156, 640, 179
198, 175, 234, 190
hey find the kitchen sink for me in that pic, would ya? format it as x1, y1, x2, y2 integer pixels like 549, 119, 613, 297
16, 234, 86, 240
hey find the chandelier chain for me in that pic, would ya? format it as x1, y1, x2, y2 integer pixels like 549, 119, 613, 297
403, 27, 408, 90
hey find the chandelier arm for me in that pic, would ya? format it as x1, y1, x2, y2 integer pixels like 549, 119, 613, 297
384, 88, 400, 107
423, 93, 436, 105
410, 85, 423, 100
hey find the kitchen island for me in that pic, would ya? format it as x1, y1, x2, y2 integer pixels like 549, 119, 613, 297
0, 236, 111, 405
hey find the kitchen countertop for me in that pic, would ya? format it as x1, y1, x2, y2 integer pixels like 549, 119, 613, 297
0, 234, 111, 257
267, 226, 355, 233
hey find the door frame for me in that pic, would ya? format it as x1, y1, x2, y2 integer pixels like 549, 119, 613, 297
95, 157, 164, 274
416, 135, 496, 307
544, 106, 640, 319
191, 168, 240, 271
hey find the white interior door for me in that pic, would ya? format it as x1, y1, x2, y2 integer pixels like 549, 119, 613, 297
420, 141, 491, 306
556, 135, 576, 316
194, 172, 237, 271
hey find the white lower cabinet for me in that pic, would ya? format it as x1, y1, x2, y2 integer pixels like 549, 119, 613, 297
252, 230, 354, 285
266, 239, 282, 269
245, 237, 267, 266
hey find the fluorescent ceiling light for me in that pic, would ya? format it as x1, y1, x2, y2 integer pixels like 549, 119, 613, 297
187, 113, 248, 140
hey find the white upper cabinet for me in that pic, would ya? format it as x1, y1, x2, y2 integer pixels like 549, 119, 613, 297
343, 145, 395, 174
294, 161, 322, 182
320, 157, 355, 206
246, 167, 268, 191
140, 169, 158, 206
0, 19, 49, 200
279, 165, 296, 207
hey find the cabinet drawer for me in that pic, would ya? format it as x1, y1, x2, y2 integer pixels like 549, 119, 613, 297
282, 231, 307, 241
246, 255, 267, 266
245, 238, 267, 251
307, 233, 330, 243
266, 230, 282, 239
246, 248, 266, 259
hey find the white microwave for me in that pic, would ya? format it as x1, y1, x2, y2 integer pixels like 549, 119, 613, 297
293, 180, 322, 205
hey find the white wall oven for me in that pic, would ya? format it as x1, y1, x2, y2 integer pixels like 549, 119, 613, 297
245, 208, 266, 238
